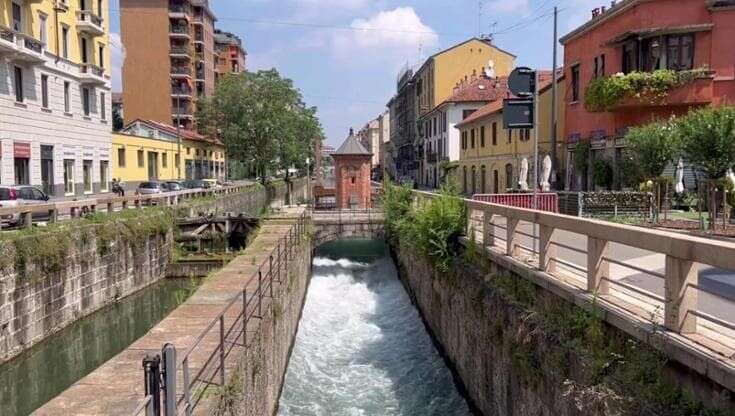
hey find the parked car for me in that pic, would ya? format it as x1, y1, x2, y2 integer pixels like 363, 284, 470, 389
137, 181, 167, 195
201, 179, 222, 189
0, 185, 51, 228
165, 181, 184, 192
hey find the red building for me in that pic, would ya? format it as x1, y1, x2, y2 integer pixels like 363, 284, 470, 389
332, 129, 373, 209
560, 0, 735, 190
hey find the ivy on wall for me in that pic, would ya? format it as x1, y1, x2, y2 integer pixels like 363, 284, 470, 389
584, 68, 709, 112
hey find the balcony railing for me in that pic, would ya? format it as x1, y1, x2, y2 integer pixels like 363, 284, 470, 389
0, 26, 14, 44
171, 66, 192, 76
171, 85, 193, 96
169, 25, 190, 36
169, 3, 191, 15
79, 63, 106, 85
170, 45, 191, 56
76, 10, 104, 35
1, 31, 45, 63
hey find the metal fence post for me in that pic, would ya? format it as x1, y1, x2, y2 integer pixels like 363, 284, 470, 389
219, 315, 226, 386
258, 270, 263, 317
142, 354, 162, 416
182, 358, 192, 416
162, 344, 176, 416
242, 289, 248, 347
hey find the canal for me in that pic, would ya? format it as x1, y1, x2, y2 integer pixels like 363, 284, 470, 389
278, 240, 471, 415
0, 278, 200, 416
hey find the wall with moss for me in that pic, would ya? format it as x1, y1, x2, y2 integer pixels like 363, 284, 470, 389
0, 209, 174, 364
393, 242, 735, 416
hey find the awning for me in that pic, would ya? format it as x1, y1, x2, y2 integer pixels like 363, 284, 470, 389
14, 142, 31, 159
605, 23, 714, 46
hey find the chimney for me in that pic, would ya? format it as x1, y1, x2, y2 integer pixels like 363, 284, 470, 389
591, 7, 600, 18
349, 128, 354, 136
470, 69, 477, 82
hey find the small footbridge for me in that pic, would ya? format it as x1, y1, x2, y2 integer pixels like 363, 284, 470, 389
310, 209, 385, 247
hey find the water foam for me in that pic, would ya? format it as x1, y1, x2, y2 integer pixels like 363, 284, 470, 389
278, 253, 470, 416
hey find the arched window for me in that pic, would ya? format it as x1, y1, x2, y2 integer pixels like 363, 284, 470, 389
505, 163, 514, 190
493, 170, 499, 193
463, 166, 467, 194
471, 166, 477, 195
480, 165, 487, 194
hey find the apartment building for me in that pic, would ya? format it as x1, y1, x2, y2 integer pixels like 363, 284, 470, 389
357, 118, 380, 170
0, 0, 112, 196
418, 74, 510, 189
456, 72, 564, 195
214, 29, 246, 82
120, 0, 217, 130
386, 68, 416, 181
560, 0, 735, 190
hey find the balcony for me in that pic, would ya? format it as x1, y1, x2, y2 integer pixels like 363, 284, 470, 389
169, 45, 191, 59
170, 66, 192, 79
76, 10, 104, 36
609, 73, 715, 111
426, 151, 438, 163
79, 63, 107, 86
168, 4, 191, 20
193, 31, 204, 43
172, 108, 194, 120
171, 85, 193, 100
0, 29, 45, 64
192, 14, 204, 25
169, 25, 191, 39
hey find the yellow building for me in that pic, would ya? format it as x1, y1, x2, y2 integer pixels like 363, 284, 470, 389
457, 72, 565, 195
1, 0, 113, 196
112, 119, 226, 187
414, 38, 515, 119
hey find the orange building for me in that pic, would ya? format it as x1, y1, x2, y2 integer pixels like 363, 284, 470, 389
214, 29, 246, 83
333, 129, 372, 209
120, 0, 218, 130
560, 0, 735, 190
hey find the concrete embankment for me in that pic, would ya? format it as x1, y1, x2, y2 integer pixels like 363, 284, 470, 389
0, 179, 305, 365
35, 208, 311, 415
393, 241, 735, 416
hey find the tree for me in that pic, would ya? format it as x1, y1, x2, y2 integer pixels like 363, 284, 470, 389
197, 70, 322, 183
112, 107, 124, 131
625, 121, 678, 179
675, 106, 735, 179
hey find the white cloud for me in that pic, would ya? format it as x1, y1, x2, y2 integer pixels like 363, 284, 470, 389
330, 7, 438, 68
293, 0, 371, 9
486, 0, 530, 15
109, 32, 126, 91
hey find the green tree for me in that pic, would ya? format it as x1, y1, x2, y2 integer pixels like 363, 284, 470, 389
112, 107, 124, 131
197, 70, 322, 183
625, 121, 678, 179
675, 106, 735, 179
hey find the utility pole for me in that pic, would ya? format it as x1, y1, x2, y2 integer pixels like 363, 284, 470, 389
176, 93, 182, 180
533, 70, 540, 254
550, 6, 559, 189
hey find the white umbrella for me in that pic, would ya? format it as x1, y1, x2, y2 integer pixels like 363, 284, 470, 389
540, 155, 552, 192
519, 158, 529, 191
727, 168, 735, 189
675, 158, 685, 194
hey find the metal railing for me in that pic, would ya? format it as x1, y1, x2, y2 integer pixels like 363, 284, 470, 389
169, 25, 190, 35
77, 10, 103, 27
0, 25, 14, 43
171, 66, 191, 75
417, 189, 735, 382
18, 33, 43, 54
132, 212, 310, 415
0, 184, 256, 230
473, 193, 559, 213
80, 63, 104, 77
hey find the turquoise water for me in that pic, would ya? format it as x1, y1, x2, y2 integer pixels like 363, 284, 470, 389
278, 240, 471, 415
0, 278, 199, 416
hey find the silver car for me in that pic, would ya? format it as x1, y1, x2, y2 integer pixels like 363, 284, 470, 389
0, 185, 51, 228
137, 181, 167, 195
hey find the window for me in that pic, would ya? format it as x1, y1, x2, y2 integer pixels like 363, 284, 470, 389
433, 118, 437, 136
186, 147, 191, 155
83, 160, 93, 193
137, 150, 144, 167
571, 64, 580, 102
39, 14, 47, 45
461, 131, 466, 150
41, 75, 49, 108
100, 161, 109, 192
81, 37, 88, 63
505, 163, 514, 190
641, 37, 663, 71
470, 129, 475, 148
507, 129, 512, 144
97, 0, 102, 16
117, 147, 125, 167
162, 153, 168, 168
462, 166, 467, 193
667, 34, 694, 71
82, 87, 90, 116
622, 40, 638, 73
64, 82, 70, 112
175, 153, 180, 168
14, 66, 23, 103
62, 26, 69, 59
593, 54, 605, 78
480, 126, 485, 147
12, 2, 21, 32
98, 44, 104, 68
64, 159, 75, 195
492, 122, 497, 145
462, 109, 475, 120
14, 158, 29, 185
100, 92, 106, 120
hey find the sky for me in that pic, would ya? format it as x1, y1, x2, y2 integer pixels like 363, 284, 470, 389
108, 0, 601, 147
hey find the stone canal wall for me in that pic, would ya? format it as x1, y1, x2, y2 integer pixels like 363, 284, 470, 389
393, 242, 735, 416
0, 179, 306, 365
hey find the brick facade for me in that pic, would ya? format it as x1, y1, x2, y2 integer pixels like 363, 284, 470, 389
334, 154, 372, 209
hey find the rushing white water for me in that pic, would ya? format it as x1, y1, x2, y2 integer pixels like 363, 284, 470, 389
278, 241, 471, 416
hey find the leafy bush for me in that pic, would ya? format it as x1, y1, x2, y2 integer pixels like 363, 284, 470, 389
592, 158, 613, 189
574, 140, 591, 174
382, 181, 414, 241
584, 68, 708, 112
625, 121, 679, 179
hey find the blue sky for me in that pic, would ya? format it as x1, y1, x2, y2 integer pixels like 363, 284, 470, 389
109, 0, 598, 147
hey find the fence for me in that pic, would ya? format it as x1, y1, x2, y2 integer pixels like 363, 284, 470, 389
132, 212, 309, 416
473, 193, 558, 213
0, 184, 254, 230
557, 191, 652, 218
415, 190, 735, 391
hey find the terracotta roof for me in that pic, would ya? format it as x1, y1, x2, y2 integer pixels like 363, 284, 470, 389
455, 69, 561, 128
333, 129, 371, 156
126, 119, 223, 145
443, 75, 511, 105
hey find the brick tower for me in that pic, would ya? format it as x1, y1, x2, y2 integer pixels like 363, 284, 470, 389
332, 129, 373, 209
